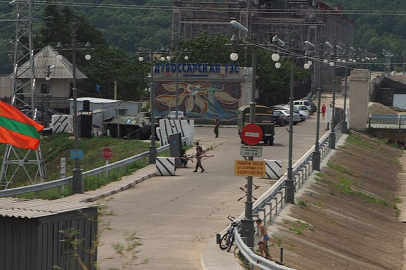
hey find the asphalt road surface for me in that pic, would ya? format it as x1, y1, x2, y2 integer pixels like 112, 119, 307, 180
97, 116, 328, 270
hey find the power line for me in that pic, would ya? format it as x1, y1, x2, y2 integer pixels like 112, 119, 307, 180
1, 1, 406, 16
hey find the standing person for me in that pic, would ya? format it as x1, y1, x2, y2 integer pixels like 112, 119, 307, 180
321, 104, 326, 119
213, 115, 220, 138
193, 142, 206, 173
256, 219, 272, 260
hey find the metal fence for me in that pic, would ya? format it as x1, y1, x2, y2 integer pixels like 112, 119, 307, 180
233, 126, 339, 270
0, 143, 175, 198
368, 114, 406, 129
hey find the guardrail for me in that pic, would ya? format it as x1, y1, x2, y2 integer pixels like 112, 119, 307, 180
368, 114, 406, 129
233, 127, 337, 270
0, 142, 177, 198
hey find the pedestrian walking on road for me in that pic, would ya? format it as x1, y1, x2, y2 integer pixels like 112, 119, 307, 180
321, 104, 326, 119
214, 115, 220, 138
256, 218, 272, 260
193, 142, 206, 173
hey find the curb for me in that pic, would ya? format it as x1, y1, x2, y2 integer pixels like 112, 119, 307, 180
81, 171, 157, 203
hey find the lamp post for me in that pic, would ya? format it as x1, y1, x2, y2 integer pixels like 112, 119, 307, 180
281, 36, 296, 204
229, 20, 257, 249
342, 45, 355, 134
326, 41, 337, 149
166, 37, 189, 120
56, 18, 91, 194
138, 46, 158, 164
306, 41, 322, 170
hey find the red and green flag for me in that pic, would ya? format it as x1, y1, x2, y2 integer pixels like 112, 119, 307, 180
0, 101, 44, 150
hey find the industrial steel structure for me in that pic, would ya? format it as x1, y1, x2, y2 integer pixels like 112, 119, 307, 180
173, 0, 355, 92
0, 0, 47, 188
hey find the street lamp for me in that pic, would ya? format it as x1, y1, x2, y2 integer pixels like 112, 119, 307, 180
138, 46, 159, 164
161, 38, 189, 120
274, 35, 297, 204
56, 18, 91, 194
342, 45, 356, 134
326, 41, 337, 149
229, 20, 258, 249
305, 41, 323, 170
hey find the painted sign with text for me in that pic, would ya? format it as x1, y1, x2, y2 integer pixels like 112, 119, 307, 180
234, 160, 266, 177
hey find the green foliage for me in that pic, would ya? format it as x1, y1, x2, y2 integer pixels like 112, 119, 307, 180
288, 220, 314, 235
111, 232, 147, 269
325, 0, 406, 67
346, 135, 373, 148
180, 32, 232, 64
334, 176, 353, 194
327, 162, 353, 175
298, 200, 308, 206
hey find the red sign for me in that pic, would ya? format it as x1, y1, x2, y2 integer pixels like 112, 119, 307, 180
241, 124, 263, 145
102, 147, 113, 160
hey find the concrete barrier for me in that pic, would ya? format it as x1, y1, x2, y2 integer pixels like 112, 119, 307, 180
156, 157, 176, 176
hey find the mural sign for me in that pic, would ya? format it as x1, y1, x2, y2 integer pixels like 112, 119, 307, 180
152, 63, 246, 124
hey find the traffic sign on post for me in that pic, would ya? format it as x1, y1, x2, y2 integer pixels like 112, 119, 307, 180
102, 147, 113, 160
241, 123, 263, 145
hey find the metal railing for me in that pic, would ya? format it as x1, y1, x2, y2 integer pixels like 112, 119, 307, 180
233, 127, 338, 270
0, 141, 179, 198
368, 114, 406, 129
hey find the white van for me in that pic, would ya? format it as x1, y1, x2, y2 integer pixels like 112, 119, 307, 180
289, 100, 312, 114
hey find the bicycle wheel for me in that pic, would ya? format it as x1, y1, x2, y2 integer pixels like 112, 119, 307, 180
227, 234, 235, 252
219, 232, 230, 250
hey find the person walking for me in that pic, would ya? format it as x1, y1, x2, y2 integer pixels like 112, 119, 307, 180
193, 142, 206, 172
321, 104, 326, 119
256, 218, 272, 260
213, 115, 220, 138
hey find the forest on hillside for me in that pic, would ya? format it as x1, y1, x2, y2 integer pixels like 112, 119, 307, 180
325, 0, 406, 59
1, 0, 406, 99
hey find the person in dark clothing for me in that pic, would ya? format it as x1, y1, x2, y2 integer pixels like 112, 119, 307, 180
213, 115, 220, 138
180, 149, 188, 167
193, 142, 206, 172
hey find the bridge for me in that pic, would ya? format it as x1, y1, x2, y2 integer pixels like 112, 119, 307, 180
367, 114, 406, 144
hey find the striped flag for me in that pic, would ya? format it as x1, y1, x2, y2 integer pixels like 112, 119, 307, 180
0, 101, 44, 150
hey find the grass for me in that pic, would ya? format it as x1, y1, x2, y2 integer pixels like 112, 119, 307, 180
327, 161, 353, 176
297, 200, 308, 206
288, 220, 314, 235
0, 133, 181, 200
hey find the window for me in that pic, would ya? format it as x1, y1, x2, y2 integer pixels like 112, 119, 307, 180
40, 84, 49, 95
116, 109, 127, 115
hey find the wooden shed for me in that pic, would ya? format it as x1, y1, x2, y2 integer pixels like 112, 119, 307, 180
0, 198, 98, 270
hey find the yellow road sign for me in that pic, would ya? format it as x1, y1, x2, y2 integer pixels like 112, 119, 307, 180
234, 160, 266, 177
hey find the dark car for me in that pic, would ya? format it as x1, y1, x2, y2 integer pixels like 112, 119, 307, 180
310, 101, 317, 113
273, 110, 287, 126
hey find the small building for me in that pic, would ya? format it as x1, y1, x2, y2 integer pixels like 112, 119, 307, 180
69, 97, 144, 134
0, 198, 98, 270
0, 45, 87, 113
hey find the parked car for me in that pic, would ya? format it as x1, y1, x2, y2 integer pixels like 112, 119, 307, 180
167, 111, 188, 120
274, 109, 301, 125
284, 105, 309, 120
310, 101, 317, 113
273, 110, 287, 126
293, 105, 310, 119
288, 100, 313, 114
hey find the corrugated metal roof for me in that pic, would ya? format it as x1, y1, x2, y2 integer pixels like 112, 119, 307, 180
15, 45, 87, 79
0, 198, 96, 219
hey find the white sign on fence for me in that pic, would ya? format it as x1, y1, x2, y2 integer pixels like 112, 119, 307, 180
60, 158, 66, 178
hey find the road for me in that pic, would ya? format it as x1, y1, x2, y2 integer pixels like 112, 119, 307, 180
97, 116, 328, 270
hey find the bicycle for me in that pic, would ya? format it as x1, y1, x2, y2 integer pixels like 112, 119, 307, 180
219, 215, 241, 252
